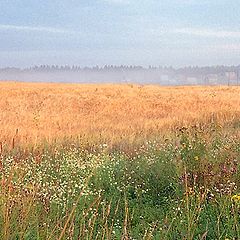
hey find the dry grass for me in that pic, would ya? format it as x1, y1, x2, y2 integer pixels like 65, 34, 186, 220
0, 81, 240, 146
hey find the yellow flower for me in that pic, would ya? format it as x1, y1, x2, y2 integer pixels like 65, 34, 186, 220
194, 156, 199, 161
185, 187, 195, 196
231, 194, 240, 202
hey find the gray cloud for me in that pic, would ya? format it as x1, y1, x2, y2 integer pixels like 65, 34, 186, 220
0, 24, 73, 34
102, 0, 131, 5
173, 28, 240, 38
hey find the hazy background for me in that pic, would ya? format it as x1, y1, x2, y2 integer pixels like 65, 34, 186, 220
0, 65, 239, 85
0, 1, 240, 84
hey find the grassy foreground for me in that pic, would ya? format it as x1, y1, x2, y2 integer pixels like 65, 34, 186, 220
1, 121, 240, 239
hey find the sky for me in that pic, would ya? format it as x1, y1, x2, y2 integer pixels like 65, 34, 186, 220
0, 0, 240, 67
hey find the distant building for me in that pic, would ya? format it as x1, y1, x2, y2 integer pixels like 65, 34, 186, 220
160, 75, 169, 84
205, 74, 218, 85
186, 77, 197, 85
225, 71, 238, 85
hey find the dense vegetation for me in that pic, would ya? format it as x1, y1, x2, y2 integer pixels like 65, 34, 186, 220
1, 121, 240, 239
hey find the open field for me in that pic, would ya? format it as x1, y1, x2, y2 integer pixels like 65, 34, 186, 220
0, 81, 240, 239
0, 81, 240, 148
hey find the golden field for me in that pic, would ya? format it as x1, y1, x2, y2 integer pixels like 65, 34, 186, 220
0, 81, 240, 147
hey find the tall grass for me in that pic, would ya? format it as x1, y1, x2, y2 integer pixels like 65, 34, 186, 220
0, 122, 240, 239
1, 82, 240, 147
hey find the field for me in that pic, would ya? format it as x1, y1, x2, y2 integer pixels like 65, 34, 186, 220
1, 81, 240, 147
0, 81, 240, 239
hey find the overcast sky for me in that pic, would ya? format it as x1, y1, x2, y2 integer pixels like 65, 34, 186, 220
0, 0, 239, 67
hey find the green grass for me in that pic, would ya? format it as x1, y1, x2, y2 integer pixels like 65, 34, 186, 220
0, 123, 240, 239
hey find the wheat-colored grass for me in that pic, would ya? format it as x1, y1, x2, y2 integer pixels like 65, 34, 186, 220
0, 81, 239, 146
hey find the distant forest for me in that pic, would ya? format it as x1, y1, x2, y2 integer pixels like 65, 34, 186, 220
0, 65, 240, 85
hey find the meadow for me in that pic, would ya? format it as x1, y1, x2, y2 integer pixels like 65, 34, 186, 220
1, 81, 240, 147
0, 81, 240, 239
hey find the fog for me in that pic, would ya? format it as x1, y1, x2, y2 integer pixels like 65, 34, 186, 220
0, 65, 239, 86
0, 69, 177, 85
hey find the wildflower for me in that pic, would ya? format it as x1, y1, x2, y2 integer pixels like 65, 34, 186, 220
185, 187, 194, 196
231, 194, 240, 202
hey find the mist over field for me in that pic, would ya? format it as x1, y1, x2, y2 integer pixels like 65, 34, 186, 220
1, 65, 240, 85
0, 69, 176, 85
